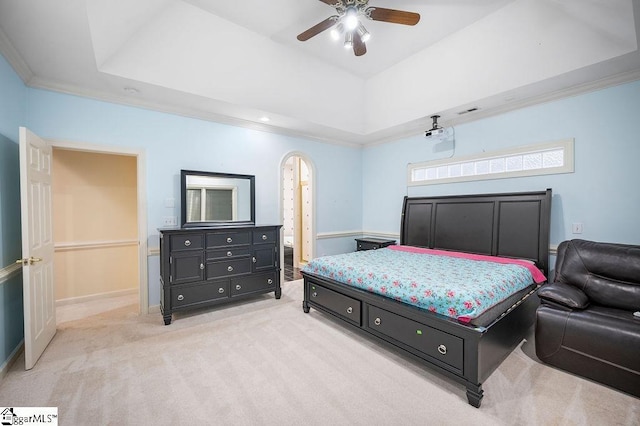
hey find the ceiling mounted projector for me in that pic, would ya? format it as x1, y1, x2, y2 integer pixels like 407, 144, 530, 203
425, 115, 454, 140
425, 115, 443, 138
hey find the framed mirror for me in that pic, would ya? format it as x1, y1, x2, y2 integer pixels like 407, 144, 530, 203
180, 170, 255, 227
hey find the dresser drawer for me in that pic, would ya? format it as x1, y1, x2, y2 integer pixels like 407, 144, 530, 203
367, 305, 463, 371
207, 247, 251, 260
308, 284, 361, 325
230, 272, 277, 297
206, 231, 251, 248
170, 234, 204, 251
253, 228, 278, 244
206, 258, 252, 278
171, 281, 229, 308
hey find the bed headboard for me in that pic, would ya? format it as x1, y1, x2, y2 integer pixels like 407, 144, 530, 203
400, 189, 552, 276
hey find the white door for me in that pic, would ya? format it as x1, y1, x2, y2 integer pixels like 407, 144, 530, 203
18, 127, 56, 370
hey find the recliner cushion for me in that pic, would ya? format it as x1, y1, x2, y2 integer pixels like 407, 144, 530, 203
538, 282, 589, 309
555, 239, 640, 311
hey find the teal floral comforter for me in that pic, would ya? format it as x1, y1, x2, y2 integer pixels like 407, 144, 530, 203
302, 245, 545, 323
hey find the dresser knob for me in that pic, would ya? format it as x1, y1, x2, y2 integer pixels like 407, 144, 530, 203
227, 237, 233, 243
227, 251, 232, 257
218, 287, 225, 294
262, 234, 268, 240
312, 292, 317, 298
177, 294, 184, 301
252, 257, 256, 263
236, 284, 242, 291
374, 317, 381, 326
267, 278, 273, 285
438, 345, 447, 355
227, 266, 234, 272
346, 307, 353, 314
200, 263, 204, 270
184, 240, 191, 247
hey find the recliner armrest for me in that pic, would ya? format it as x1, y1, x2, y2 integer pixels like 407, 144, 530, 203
538, 282, 589, 310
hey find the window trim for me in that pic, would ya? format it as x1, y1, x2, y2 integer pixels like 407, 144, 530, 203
408, 139, 574, 186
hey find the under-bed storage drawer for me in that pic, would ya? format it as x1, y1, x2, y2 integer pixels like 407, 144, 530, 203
367, 305, 463, 371
309, 284, 361, 325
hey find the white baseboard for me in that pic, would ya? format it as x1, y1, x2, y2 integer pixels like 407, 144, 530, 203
0, 340, 24, 383
56, 288, 138, 306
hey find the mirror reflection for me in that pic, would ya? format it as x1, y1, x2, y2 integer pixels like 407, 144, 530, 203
181, 170, 255, 227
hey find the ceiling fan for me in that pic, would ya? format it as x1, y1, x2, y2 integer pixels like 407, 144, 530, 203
297, 0, 420, 57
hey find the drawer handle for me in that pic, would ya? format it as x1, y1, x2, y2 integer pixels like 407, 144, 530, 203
267, 278, 273, 285
227, 237, 233, 243
262, 234, 268, 240
312, 292, 317, 298
200, 263, 204, 270
236, 284, 242, 291
374, 317, 381, 326
346, 307, 353, 314
252, 257, 256, 263
227, 251, 232, 257
218, 287, 225, 294
438, 345, 447, 355
184, 240, 191, 247
177, 294, 184, 301
227, 266, 234, 272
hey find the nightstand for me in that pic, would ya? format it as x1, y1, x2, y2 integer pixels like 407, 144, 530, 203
355, 238, 396, 251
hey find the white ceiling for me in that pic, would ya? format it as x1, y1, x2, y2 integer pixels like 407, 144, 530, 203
1, 0, 639, 146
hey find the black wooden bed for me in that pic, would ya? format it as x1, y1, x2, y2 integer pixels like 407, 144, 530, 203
301, 189, 552, 407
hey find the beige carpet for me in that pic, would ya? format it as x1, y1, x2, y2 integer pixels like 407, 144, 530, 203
1, 280, 638, 425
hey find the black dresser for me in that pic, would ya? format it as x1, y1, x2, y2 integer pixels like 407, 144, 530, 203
159, 225, 282, 325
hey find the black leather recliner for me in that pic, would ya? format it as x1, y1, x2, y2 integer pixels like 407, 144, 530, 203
535, 239, 640, 397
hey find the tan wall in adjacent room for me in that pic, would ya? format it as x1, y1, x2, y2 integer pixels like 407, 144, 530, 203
53, 148, 138, 302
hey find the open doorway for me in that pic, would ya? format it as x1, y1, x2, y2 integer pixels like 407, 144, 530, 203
281, 153, 315, 282
50, 141, 148, 321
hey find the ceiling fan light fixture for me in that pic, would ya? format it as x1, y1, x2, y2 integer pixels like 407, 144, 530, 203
344, 7, 359, 31
330, 22, 344, 41
344, 31, 353, 49
356, 22, 370, 43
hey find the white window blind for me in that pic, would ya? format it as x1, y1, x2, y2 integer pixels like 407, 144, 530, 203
408, 139, 574, 186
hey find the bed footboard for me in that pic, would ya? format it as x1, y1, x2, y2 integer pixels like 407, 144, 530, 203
302, 272, 539, 408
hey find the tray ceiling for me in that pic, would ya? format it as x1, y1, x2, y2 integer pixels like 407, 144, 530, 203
1, 0, 639, 145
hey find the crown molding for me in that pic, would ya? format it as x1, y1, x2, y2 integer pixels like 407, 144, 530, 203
25, 75, 365, 149
0, 26, 34, 83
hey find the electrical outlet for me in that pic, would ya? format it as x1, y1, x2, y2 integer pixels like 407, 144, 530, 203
572, 223, 583, 234
163, 216, 177, 226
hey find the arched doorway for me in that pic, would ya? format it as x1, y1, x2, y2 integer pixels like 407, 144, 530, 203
280, 153, 315, 282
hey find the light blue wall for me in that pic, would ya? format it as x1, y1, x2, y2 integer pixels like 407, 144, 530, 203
3, 43, 640, 371
24, 89, 364, 306
363, 81, 640, 247
0, 53, 26, 369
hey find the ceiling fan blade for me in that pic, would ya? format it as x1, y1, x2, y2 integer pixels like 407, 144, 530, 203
366, 7, 420, 26
318, 0, 341, 5
297, 16, 338, 41
353, 31, 367, 57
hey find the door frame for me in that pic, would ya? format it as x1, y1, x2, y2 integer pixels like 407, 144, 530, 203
49, 138, 149, 314
279, 152, 316, 267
